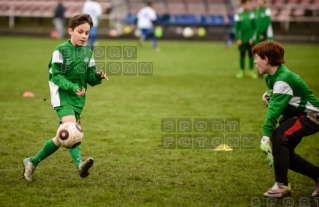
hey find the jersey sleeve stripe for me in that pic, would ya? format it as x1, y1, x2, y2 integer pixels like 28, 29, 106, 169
234, 14, 239, 21
89, 56, 96, 68
49, 81, 60, 108
273, 81, 293, 95
52, 50, 63, 64
265, 8, 271, 16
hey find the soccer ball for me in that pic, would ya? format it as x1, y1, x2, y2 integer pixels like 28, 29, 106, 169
182, 27, 194, 38
56, 122, 83, 149
262, 90, 273, 107
134, 29, 141, 37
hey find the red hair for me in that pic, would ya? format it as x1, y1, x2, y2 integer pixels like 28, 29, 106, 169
252, 41, 285, 66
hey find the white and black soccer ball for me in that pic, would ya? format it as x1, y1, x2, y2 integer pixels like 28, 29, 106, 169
262, 90, 272, 107
56, 122, 83, 149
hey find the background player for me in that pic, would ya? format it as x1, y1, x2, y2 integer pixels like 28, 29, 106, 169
254, 0, 274, 78
136, 1, 160, 52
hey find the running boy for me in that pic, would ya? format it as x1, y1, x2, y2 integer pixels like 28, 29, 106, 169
22, 14, 107, 181
234, 0, 256, 79
253, 41, 319, 198
136, 1, 160, 52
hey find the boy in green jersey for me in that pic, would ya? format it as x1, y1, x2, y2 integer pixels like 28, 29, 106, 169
253, 41, 319, 198
254, 0, 273, 44
234, 0, 257, 79
22, 14, 107, 181
254, 0, 273, 78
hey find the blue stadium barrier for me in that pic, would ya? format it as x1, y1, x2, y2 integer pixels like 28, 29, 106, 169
124, 13, 233, 26
125, 13, 137, 24
227, 15, 234, 25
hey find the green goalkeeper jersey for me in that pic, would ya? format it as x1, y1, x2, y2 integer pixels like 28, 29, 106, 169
254, 6, 273, 43
262, 65, 319, 137
48, 40, 102, 113
234, 10, 255, 43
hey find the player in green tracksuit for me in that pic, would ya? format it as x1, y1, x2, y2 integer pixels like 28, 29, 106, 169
253, 41, 319, 198
22, 14, 107, 181
254, 0, 273, 78
234, 0, 257, 79
254, 0, 273, 44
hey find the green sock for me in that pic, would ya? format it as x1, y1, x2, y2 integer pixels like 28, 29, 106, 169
240, 57, 245, 70
31, 139, 59, 165
249, 57, 254, 70
68, 145, 82, 169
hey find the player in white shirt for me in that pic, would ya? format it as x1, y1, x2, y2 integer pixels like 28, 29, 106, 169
136, 1, 159, 51
82, 0, 102, 49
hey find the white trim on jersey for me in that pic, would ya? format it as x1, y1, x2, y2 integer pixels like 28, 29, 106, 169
234, 14, 239, 21
288, 96, 301, 108
52, 50, 63, 64
273, 81, 293, 95
305, 102, 319, 113
276, 83, 319, 112
49, 81, 60, 108
88, 56, 96, 67
265, 8, 271, 16
267, 25, 273, 38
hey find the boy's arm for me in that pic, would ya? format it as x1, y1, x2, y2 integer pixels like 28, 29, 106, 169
234, 14, 240, 40
250, 12, 256, 42
262, 82, 292, 137
51, 50, 80, 93
87, 56, 103, 86
252, 12, 257, 42
259, 8, 272, 40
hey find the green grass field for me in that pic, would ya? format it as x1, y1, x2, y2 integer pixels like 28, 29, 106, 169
0, 37, 319, 207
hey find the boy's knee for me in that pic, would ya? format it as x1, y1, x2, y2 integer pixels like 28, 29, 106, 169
271, 128, 286, 144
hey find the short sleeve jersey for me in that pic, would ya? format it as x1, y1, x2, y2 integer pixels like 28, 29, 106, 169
137, 6, 157, 29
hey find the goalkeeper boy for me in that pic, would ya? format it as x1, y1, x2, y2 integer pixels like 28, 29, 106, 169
252, 41, 319, 198
22, 14, 107, 181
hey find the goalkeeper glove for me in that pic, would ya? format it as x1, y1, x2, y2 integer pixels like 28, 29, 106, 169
260, 136, 274, 167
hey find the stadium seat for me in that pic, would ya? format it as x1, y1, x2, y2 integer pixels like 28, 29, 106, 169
274, 0, 287, 6
0, 0, 111, 18
185, 0, 207, 15
201, 15, 225, 26
286, 0, 300, 5
271, 8, 280, 19
121, 0, 233, 26
167, 2, 187, 15
292, 8, 305, 16
299, 0, 310, 2
276, 9, 291, 21
207, 3, 227, 16
153, 1, 167, 15
0, 4, 10, 16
